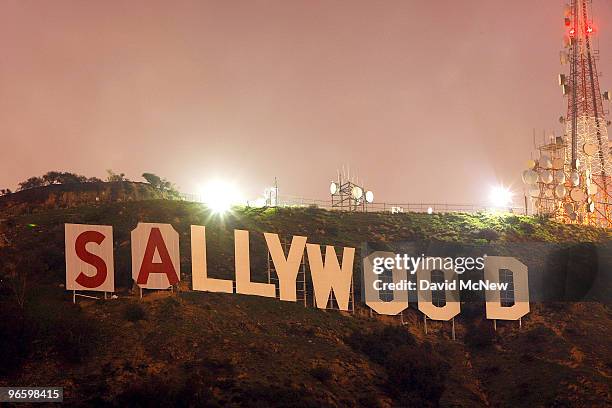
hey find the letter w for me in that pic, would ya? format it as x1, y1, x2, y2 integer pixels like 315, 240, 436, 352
306, 244, 355, 311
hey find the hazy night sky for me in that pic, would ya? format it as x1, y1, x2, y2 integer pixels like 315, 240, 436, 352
2, 0, 612, 204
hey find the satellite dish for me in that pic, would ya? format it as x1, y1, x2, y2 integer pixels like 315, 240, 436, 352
570, 170, 580, 186
583, 143, 598, 156
522, 169, 538, 185
568, 212, 577, 221
558, 74, 566, 86
544, 188, 554, 198
555, 170, 566, 183
540, 155, 552, 169
587, 183, 598, 195
562, 84, 570, 95
552, 158, 564, 169
588, 202, 595, 212
564, 202, 574, 214
526, 159, 536, 170
365, 190, 374, 203
539, 170, 553, 184
555, 185, 567, 198
330, 182, 338, 195
570, 188, 586, 202
529, 186, 540, 197
351, 186, 363, 199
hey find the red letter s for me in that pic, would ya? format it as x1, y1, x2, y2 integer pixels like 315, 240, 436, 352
74, 231, 108, 288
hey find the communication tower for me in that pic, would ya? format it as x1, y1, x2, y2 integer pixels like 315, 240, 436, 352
523, 0, 612, 227
329, 168, 374, 212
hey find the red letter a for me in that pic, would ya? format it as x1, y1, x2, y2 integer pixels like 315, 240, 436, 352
136, 227, 179, 285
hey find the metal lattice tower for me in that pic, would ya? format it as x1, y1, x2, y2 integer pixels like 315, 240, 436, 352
564, 0, 611, 174
562, 0, 612, 226
524, 0, 612, 228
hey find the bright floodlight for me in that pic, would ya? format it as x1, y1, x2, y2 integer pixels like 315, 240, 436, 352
489, 185, 513, 208
330, 182, 338, 195
427, 207, 433, 214
365, 190, 374, 203
199, 180, 242, 214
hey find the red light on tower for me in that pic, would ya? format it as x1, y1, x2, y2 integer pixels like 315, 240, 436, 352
569, 27, 576, 36
587, 26, 593, 34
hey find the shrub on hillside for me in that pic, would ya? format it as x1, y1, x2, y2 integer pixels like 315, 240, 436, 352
123, 303, 147, 322
310, 366, 333, 383
474, 228, 500, 242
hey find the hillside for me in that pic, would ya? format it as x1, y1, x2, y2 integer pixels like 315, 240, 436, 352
0, 182, 166, 216
0, 200, 610, 407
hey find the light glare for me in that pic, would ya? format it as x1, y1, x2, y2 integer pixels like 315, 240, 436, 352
489, 185, 513, 208
199, 180, 243, 214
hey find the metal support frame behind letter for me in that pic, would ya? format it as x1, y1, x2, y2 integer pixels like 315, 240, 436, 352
72, 290, 109, 304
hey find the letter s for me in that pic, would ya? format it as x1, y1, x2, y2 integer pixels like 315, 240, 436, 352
74, 231, 108, 288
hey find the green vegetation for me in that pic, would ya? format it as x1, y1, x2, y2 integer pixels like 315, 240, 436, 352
141, 172, 181, 199
16, 171, 103, 191
105, 169, 130, 183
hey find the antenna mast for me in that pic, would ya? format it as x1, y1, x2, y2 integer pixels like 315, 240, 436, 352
523, 0, 612, 227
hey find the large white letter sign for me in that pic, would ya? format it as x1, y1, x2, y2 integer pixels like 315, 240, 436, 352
363, 251, 409, 316
485, 256, 529, 320
264, 233, 307, 301
131, 223, 180, 289
65, 224, 114, 292
416, 265, 460, 321
235, 230, 275, 298
306, 244, 355, 311
191, 225, 233, 293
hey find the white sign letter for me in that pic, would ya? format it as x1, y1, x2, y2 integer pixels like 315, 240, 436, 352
264, 233, 307, 301
191, 225, 233, 293
131, 223, 180, 289
306, 244, 355, 311
65, 224, 114, 292
235, 230, 275, 298
363, 251, 409, 315
485, 256, 530, 320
